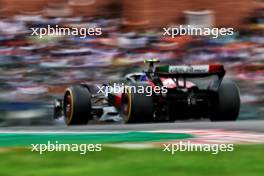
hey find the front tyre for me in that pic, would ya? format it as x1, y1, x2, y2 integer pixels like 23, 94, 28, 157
63, 86, 92, 125
210, 80, 240, 121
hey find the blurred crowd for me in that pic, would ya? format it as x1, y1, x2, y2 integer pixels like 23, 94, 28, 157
0, 7, 263, 121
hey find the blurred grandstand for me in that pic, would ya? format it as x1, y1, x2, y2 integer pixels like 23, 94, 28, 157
0, 0, 263, 125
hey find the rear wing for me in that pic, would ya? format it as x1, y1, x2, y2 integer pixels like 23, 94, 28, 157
155, 64, 225, 78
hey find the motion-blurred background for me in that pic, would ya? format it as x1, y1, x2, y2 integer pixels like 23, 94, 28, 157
0, 0, 263, 125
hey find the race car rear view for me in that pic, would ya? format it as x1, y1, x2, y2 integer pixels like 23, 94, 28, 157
54, 59, 240, 125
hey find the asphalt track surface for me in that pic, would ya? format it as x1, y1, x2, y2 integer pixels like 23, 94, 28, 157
0, 120, 263, 132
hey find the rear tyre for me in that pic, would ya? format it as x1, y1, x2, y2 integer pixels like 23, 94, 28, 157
121, 82, 155, 123
210, 80, 240, 121
63, 85, 92, 125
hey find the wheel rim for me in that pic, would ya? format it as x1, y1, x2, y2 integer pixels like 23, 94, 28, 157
64, 90, 74, 124
121, 93, 131, 122
122, 94, 129, 115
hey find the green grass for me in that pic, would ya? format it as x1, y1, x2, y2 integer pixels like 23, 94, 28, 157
0, 145, 263, 176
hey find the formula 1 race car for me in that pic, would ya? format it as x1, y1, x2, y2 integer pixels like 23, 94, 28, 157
54, 59, 240, 125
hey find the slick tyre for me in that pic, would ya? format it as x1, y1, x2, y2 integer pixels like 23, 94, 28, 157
121, 82, 155, 123
210, 80, 240, 121
63, 85, 92, 125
